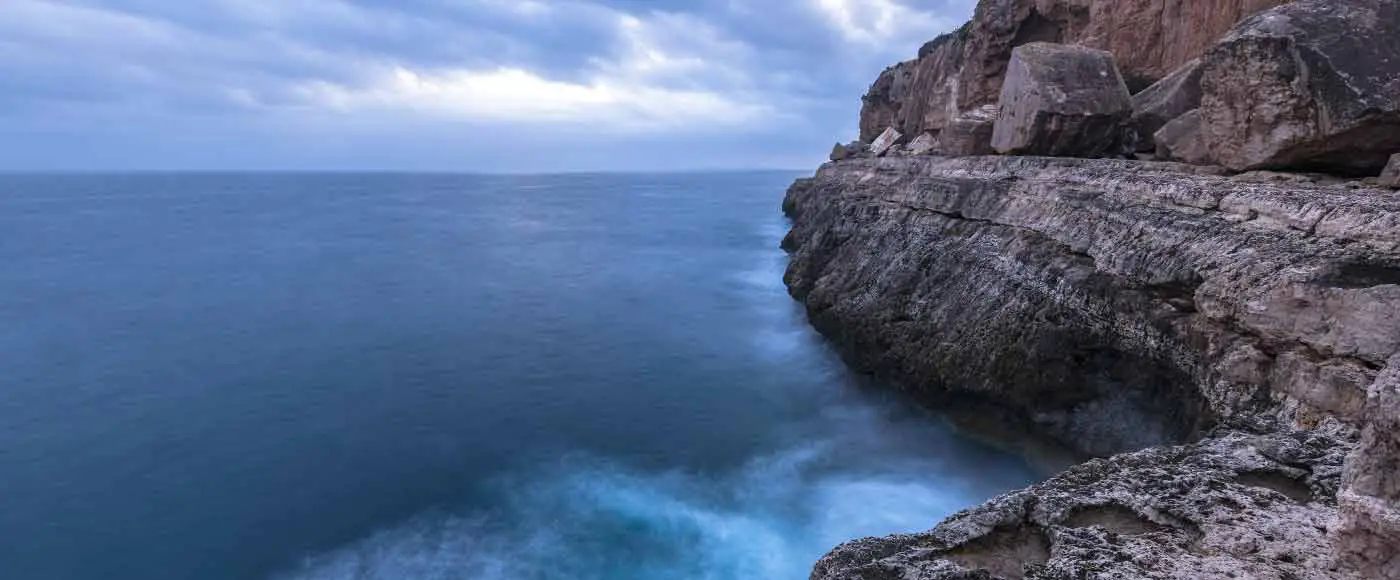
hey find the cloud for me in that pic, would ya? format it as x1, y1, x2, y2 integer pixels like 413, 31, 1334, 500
0, 0, 975, 170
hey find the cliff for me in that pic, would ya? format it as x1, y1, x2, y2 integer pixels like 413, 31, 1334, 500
791, 0, 1400, 578
784, 156, 1397, 579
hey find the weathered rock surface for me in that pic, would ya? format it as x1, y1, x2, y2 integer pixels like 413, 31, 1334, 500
859, 0, 1287, 144
812, 430, 1357, 580
785, 156, 1400, 457
1379, 154, 1400, 189
1131, 59, 1203, 153
870, 127, 902, 157
1199, 0, 1400, 174
908, 133, 938, 156
990, 43, 1131, 157
1154, 109, 1212, 164
1335, 354, 1400, 579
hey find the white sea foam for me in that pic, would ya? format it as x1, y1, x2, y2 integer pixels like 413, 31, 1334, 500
274, 400, 1015, 580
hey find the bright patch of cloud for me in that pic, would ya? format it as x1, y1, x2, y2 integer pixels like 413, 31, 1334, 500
295, 65, 774, 130
813, 0, 959, 46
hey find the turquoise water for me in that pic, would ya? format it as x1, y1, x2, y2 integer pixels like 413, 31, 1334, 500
0, 172, 1040, 579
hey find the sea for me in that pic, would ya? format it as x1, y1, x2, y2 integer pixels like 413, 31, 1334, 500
0, 172, 1042, 580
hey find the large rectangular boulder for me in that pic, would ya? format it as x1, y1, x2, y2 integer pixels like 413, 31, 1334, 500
991, 42, 1133, 158
1200, 0, 1400, 174
869, 127, 902, 157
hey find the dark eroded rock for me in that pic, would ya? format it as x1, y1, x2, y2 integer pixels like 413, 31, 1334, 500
1200, 0, 1400, 174
990, 43, 1131, 157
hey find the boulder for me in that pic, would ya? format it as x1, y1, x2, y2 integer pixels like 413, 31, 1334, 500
858, 0, 1288, 143
990, 42, 1132, 157
869, 127, 902, 157
1130, 58, 1203, 152
1379, 154, 1400, 189
1154, 109, 1212, 164
1200, 0, 1400, 174
935, 105, 997, 156
907, 133, 936, 156
829, 142, 867, 162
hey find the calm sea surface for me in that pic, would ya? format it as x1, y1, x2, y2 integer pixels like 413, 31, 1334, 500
0, 173, 1040, 579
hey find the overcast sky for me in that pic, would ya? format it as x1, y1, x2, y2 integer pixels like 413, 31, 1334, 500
0, 0, 973, 171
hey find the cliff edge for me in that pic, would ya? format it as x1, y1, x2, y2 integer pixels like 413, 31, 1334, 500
788, 1, 1400, 578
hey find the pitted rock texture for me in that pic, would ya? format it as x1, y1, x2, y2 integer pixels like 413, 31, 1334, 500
783, 156, 1400, 457
1199, 0, 1400, 174
859, 0, 1287, 143
810, 430, 1357, 580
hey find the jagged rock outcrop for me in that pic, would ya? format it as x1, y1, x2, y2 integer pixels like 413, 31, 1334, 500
1130, 59, 1203, 153
784, 156, 1398, 457
1335, 354, 1400, 579
989, 43, 1131, 157
1199, 0, 1400, 174
859, 0, 1288, 144
812, 430, 1355, 580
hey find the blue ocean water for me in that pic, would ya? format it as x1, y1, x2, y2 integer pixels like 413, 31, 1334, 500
0, 172, 1040, 580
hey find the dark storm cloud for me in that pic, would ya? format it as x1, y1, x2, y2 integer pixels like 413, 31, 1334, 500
0, 0, 975, 170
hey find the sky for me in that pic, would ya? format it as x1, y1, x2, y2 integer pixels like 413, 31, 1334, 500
0, 0, 974, 171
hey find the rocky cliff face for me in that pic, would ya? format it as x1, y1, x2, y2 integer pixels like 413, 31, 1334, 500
785, 156, 1398, 458
805, 0, 1399, 577
859, 0, 1288, 143
785, 156, 1399, 580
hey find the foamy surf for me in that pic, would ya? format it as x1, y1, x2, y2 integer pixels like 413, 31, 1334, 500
275, 397, 1028, 580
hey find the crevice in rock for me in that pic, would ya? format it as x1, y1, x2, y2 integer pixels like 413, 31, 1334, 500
943, 524, 1052, 580
1236, 470, 1315, 503
1063, 504, 1171, 536
1317, 260, 1400, 290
